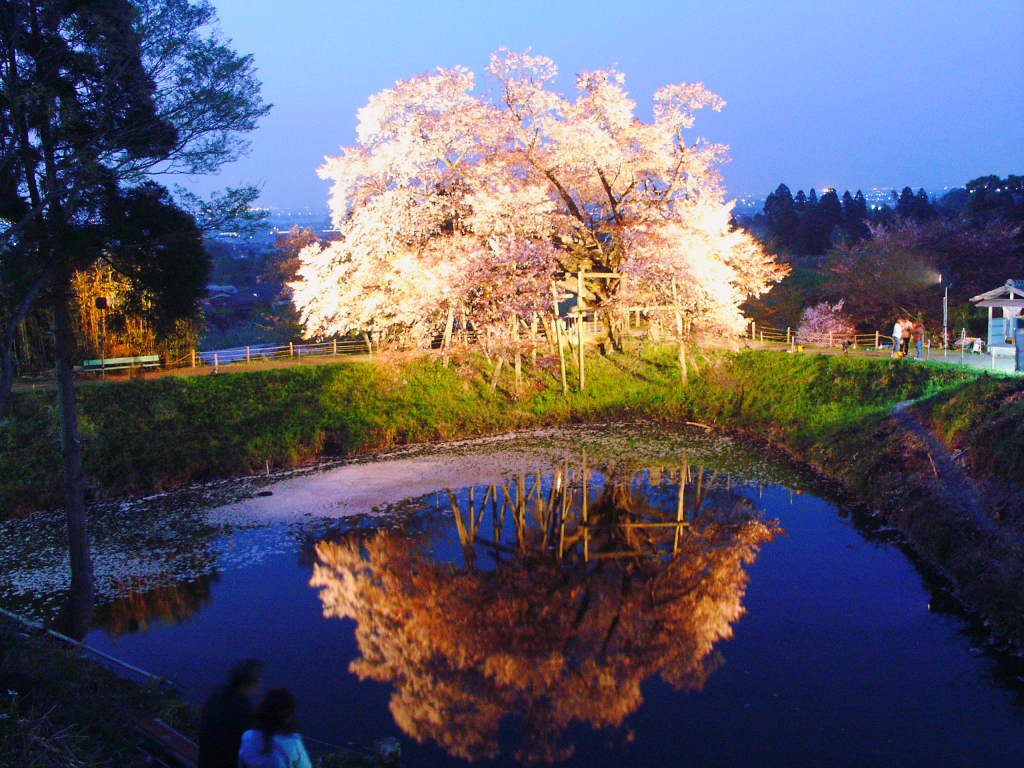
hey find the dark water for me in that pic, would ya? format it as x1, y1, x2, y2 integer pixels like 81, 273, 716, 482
8, 433, 1024, 767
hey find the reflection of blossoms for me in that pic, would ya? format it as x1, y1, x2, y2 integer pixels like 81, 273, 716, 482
311, 473, 778, 764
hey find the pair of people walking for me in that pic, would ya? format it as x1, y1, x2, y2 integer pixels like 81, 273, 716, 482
198, 659, 312, 768
891, 317, 925, 359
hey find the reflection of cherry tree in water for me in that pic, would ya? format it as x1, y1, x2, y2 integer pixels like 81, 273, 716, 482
311, 464, 780, 764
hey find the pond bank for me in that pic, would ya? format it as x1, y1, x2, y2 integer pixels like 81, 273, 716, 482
2, 347, 1023, 649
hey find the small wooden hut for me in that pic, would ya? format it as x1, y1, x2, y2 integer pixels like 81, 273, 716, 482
970, 279, 1024, 351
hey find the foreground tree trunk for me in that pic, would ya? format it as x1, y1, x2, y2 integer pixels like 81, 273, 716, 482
51, 278, 94, 638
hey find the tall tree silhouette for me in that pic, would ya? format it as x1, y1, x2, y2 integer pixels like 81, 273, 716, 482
0, 0, 267, 636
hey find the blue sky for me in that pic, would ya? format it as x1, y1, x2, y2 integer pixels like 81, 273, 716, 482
196, 0, 1024, 210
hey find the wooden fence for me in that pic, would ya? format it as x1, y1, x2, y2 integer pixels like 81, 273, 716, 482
746, 321, 894, 350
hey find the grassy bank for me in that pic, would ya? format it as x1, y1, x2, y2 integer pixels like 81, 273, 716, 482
0, 614, 194, 768
0, 347, 978, 513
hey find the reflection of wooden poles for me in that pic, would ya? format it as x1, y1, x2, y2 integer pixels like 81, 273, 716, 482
582, 458, 590, 562
674, 465, 686, 555
671, 277, 687, 384
443, 462, 704, 564
550, 283, 568, 396
577, 270, 586, 392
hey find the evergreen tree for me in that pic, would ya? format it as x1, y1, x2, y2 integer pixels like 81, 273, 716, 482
794, 189, 808, 212
808, 188, 818, 205
896, 186, 916, 217
763, 184, 798, 250
842, 190, 870, 241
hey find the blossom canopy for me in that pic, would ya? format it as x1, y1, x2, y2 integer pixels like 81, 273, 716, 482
291, 49, 786, 345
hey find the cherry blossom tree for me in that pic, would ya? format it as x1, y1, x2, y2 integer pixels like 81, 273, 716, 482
796, 299, 856, 345
291, 49, 786, 349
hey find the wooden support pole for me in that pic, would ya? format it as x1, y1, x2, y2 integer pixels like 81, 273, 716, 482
529, 313, 537, 366
289, 341, 294, 358
671, 277, 688, 384
875, 330, 880, 349
577, 270, 585, 392
550, 284, 568, 396
512, 314, 522, 396
190, 349, 196, 368
246, 345, 251, 363
333, 339, 337, 355
491, 356, 504, 391
441, 303, 456, 367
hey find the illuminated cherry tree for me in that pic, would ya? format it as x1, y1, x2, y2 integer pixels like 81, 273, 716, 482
796, 299, 856, 345
291, 49, 786, 347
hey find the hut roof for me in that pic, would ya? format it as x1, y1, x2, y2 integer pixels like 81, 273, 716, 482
970, 279, 1024, 303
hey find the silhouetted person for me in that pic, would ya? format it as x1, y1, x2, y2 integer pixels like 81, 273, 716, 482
238, 688, 312, 768
198, 659, 264, 768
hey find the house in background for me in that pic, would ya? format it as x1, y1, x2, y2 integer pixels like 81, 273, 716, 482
970, 279, 1024, 351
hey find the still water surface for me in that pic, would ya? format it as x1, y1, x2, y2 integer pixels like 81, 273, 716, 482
4, 427, 1023, 766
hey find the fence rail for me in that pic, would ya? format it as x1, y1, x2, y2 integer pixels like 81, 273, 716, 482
178, 338, 371, 371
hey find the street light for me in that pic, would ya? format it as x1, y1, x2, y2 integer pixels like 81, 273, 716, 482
95, 296, 108, 377
939, 274, 948, 357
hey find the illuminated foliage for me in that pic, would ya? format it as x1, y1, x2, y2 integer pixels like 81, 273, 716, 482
796, 299, 856, 345
292, 50, 786, 347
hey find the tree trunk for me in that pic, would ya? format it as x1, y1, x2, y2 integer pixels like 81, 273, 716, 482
599, 312, 623, 353
0, 269, 50, 419
51, 280, 94, 638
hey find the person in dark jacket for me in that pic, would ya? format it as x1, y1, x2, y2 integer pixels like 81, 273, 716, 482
198, 659, 264, 768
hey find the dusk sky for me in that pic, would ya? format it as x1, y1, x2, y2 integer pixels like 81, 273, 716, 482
198, 0, 1024, 211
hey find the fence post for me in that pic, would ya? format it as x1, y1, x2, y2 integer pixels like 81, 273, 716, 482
760, 331, 763, 342
828, 332, 833, 347
289, 342, 294, 358
333, 339, 338, 355
786, 327, 791, 344
191, 349, 196, 368
750, 320, 756, 340
246, 345, 250, 363
213, 352, 219, 373
875, 330, 880, 349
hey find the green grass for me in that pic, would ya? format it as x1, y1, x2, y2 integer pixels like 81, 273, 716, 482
0, 346, 990, 514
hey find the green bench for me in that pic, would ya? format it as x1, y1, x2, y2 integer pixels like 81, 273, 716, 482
76, 355, 161, 374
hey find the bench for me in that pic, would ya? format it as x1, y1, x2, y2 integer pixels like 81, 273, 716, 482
76, 355, 161, 374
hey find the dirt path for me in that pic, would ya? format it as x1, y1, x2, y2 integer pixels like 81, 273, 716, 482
891, 400, 1011, 543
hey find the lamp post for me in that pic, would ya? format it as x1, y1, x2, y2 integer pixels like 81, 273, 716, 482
940, 274, 948, 358
95, 296, 108, 377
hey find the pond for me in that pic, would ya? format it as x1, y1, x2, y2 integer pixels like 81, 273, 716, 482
2, 425, 1023, 766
